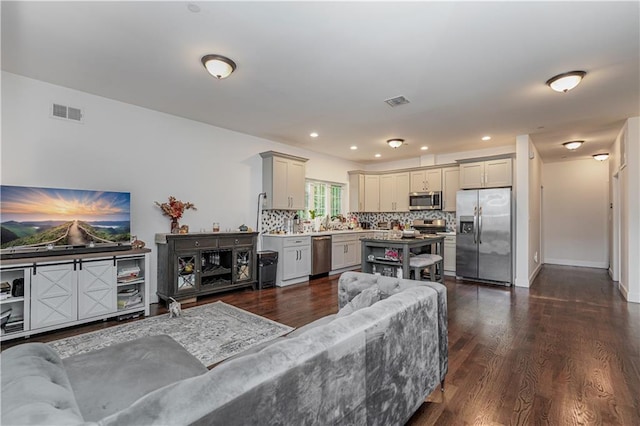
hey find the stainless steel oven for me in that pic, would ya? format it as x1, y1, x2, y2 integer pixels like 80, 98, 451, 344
409, 191, 442, 211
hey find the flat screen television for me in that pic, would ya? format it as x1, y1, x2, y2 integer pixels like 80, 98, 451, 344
1, 185, 131, 258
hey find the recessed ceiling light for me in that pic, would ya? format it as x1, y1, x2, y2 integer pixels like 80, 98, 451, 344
187, 3, 201, 13
309, 132, 319, 138
375, 153, 381, 158
350, 146, 358, 150
546, 70, 586, 93
421, 146, 428, 151
482, 136, 491, 141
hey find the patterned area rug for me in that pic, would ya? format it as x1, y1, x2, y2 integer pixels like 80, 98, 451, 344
48, 301, 294, 366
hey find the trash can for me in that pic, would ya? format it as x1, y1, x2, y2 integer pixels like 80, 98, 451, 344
257, 251, 278, 289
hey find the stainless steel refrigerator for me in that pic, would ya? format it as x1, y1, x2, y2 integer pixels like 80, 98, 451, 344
456, 188, 512, 285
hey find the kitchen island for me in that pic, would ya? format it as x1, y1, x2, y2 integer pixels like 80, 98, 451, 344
360, 235, 445, 281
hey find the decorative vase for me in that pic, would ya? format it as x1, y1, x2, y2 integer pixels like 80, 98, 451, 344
170, 218, 180, 234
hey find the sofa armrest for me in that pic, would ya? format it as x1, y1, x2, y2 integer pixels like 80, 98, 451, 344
1, 343, 88, 426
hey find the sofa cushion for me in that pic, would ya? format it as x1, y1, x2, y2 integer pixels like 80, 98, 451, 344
336, 285, 381, 318
63, 334, 208, 422
1, 343, 86, 426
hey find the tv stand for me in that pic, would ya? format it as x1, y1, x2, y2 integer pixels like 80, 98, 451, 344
0, 248, 150, 341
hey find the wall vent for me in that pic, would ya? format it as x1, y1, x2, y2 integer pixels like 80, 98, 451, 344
384, 96, 410, 107
51, 103, 84, 123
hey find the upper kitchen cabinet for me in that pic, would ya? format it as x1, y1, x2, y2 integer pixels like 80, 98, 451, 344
348, 173, 365, 212
261, 151, 308, 210
410, 169, 442, 192
364, 175, 380, 212
459, 158, 512, 189
442, 166, 460, 211
380, 172, 409, 212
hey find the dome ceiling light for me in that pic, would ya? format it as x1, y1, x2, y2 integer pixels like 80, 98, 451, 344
201, 54, 237, 79
546, 70, 586, 93
593, 153, 609, 161
387, 139, 404, 148
562, 140, 584, 150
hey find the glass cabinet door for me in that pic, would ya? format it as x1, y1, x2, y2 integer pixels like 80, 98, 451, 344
176, 253, 197, 294
234, 248, 253, 283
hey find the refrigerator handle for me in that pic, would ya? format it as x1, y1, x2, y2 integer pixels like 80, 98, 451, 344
473, 206, 478, 244
478, 206, 483, 244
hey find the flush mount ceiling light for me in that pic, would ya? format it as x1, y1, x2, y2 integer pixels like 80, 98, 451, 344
309, 132, 319, 138
201, 54, 236, 79
387, 138, 404, 148
350, 146, 358, 150
593, 153, 609, 161
563, 140, 584, 150
546, 70, 586, 93
482, 136, 491, 141
421, 146, 428, 151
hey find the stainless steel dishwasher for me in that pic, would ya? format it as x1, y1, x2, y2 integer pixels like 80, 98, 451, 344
311, 236, 332, 276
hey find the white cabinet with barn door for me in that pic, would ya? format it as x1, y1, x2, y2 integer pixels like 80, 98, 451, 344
410, 169, 442, 192
261, 151, 308, 210
459, 158, 512, 189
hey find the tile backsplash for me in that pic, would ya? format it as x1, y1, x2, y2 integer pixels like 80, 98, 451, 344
352, 211, 456, 231
261, 209, 456, 233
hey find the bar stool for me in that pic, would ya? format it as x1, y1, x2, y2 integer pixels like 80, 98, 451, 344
414, 253, 444, 283
409, 256, 438, 282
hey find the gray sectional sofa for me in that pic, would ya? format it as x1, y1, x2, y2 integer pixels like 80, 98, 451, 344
1, 272, 447, 426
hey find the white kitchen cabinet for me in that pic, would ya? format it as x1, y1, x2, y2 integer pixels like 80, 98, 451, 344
348, 173, 365, 212
379, 172, 409, 212
442, 235, 456, 275
260, 151, 308, 210
331, 233, 359, 271
460, 158, 512, 189
262, 235, 311, 286
364, 175, 380, 212
410, 169, 442, 192
442, 166, 460, 212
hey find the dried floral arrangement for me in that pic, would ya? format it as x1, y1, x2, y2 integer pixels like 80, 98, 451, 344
154, 196, 197, 219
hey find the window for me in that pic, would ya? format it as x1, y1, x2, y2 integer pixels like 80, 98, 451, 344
302, 180, 344, 219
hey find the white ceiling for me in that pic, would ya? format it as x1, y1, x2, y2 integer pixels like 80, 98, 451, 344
2, 1, 639, 164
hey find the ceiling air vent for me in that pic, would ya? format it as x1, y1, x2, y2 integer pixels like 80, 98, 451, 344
384, 96, 410, 107
51, 103, 84, 123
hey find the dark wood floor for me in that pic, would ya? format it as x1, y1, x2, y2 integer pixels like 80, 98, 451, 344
3, 265, 639, 425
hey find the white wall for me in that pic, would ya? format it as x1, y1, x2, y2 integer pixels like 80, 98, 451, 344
528, 141, 542, 282
542, 159, 609, 268
611, 117, 640, 303
515, 135, 530, 287
1, 72, 362, 302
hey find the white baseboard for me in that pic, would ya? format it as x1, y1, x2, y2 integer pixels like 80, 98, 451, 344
529, 263, 542, 283
514, 276, 530, 288
618, 281, 640, 303
544, 258, 608, 269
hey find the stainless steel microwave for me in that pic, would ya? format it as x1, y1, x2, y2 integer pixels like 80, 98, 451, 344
409, 191, 442, 210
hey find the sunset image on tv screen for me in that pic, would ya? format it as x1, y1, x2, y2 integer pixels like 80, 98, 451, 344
1, 185, 131, 249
